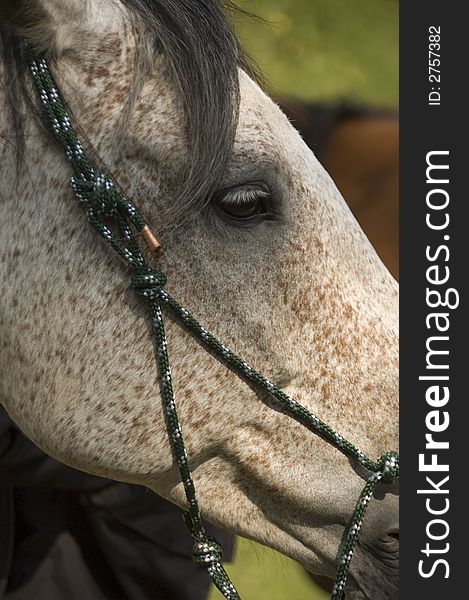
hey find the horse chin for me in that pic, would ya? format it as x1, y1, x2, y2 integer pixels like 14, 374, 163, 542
307, 574, 372, 600
307, 573, 333, 594
347, 591, 368, 600
346, 584, 397, 600
346, 563, 399, 600
308, 555, 399, 600
307, 576, 380, 600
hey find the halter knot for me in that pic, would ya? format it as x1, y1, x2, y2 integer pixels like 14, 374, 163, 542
70, 173, 119, 216
192, 538, 223, 566
377, 451, 399, 483
131, 268, 167, 297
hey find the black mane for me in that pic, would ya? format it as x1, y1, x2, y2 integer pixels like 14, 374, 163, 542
0, 0, 258, 219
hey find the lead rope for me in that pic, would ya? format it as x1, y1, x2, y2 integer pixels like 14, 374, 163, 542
29, 54, 399, 600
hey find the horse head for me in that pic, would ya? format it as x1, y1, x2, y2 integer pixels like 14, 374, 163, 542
0, 1, 398, 597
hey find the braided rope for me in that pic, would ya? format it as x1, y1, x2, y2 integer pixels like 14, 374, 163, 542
29, 54, 399, 600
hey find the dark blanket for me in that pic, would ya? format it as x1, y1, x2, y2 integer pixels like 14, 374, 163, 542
0, 408, 233, 600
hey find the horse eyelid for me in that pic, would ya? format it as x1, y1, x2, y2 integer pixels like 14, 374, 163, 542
215, 182, 271, 205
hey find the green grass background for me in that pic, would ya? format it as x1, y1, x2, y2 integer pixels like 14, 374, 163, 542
234, 0, 398, 106
208, 537, 329, 600
209, 1, 398, 599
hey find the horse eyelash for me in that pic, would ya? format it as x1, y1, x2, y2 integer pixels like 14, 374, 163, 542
218, 184, 271, 206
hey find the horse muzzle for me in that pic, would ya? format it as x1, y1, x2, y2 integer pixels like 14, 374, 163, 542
348, 523, 399, 600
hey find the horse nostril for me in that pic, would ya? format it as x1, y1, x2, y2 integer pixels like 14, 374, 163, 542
378, 529, 400, 557
375, 528, 399, 556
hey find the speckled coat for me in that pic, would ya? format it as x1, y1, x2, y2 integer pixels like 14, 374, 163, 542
0, 2, 399, 599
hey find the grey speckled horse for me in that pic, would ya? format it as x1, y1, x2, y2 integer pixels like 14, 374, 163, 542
0, 1, 398, 598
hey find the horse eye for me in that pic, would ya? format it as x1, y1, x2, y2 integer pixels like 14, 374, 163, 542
213, 183, 273, 223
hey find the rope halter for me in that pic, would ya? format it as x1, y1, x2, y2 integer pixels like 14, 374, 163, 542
29, 53, 399, 600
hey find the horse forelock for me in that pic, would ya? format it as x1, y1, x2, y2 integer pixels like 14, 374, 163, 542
0, 0, 258, 221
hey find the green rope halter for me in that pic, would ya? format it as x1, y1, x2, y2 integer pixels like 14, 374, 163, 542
29, 54, 399, 600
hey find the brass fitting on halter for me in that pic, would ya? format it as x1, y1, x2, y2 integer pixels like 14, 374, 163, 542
141, 225, 163, 257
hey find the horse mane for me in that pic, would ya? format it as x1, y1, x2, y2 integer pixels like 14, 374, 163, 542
0, 0, 259, 221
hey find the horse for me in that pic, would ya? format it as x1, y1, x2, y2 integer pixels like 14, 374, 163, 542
0, 1, 399, 598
